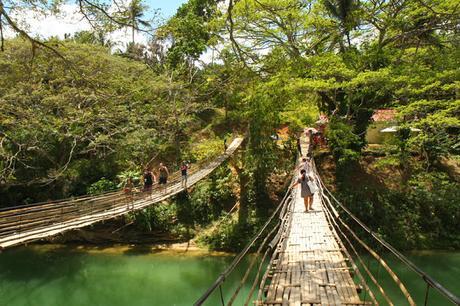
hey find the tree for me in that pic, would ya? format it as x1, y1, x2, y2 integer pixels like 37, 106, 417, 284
124, 0, 151, 44
72, 30, 114, 48
0, 39, 168, 204
0, 0, 155, 57
322, 0, 359, 50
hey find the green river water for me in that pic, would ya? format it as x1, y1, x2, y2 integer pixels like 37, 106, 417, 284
0, 245, 458, 306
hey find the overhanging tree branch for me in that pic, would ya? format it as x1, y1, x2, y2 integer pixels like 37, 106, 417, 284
0, 1, 70, 63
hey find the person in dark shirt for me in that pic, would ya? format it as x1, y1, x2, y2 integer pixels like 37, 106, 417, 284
180, 161, 190, 188
142, 167, 155, 193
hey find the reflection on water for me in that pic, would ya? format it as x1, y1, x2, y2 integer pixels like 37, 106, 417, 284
0, 245, 257, 306
355, 251, 460, 305
0, 245, 458, 306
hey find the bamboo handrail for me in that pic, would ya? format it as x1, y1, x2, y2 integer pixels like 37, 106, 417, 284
0, 138, 244, 249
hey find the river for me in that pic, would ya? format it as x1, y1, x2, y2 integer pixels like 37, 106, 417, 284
0, 245, 458, 305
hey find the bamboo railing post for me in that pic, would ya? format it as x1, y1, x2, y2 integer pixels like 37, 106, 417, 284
424, 283, 431, 306
219, 284, 225, 306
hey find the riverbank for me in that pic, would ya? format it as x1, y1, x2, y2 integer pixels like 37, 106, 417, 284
11, 241, 229, 257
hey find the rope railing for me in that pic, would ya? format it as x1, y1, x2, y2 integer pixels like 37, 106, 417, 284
311, 159, 460, 306
0, 138, 236, 213
194, 173, 297, 306
0, 138, 244, 249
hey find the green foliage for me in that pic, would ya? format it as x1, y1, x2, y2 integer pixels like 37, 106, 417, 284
0, 39, 210, 205
160, 0, 220, 66
326, 119, 362, 167
131, 203, 177, 233
373, 156, 400, 170
178, 165, 236, 226
331, 159, 460, 250
399, 99, 460, 167
1, 0, 459, 251
86, 177, 117, 195
198, 214, 261, 252
189, 137, 224, 163
117, 170, 141, 187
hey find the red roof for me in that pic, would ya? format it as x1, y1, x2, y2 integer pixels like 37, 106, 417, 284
372, 109, 397, 122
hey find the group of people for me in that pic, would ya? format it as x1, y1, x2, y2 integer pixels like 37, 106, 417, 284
141, 161, 191, 193
123, 161, 190, 197
142, 163, 170, 193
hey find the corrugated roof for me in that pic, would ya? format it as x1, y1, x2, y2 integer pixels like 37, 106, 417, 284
372, 109, 397, 122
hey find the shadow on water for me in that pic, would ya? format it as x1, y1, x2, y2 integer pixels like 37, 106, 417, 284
0, 245, 88, 305
122, 244, 163, 255
0, 245, 85, 282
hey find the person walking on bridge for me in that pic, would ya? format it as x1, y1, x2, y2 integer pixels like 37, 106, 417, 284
142, 167, 155, 194
298, 157, 310, 173
180, 161, 189, 188
158, 163, 169, 193
124, 177, 135, 210
290, 169, 316, 212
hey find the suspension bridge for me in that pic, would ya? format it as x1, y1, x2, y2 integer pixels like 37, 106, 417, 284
195, 135, 460, 306
0, 137, 243, 249
0, 133, 458, 305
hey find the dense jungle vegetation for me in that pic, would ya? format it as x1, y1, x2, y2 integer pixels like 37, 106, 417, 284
0, 0, 458, 250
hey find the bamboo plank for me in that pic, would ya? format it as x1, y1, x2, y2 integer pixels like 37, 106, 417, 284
262, 141, 365, 306
0, 138, 243, 249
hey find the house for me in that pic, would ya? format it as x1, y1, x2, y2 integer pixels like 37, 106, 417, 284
367, 109, 398, 144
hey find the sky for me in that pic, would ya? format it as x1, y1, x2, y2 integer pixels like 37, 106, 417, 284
146, 0, 188, 18
6, 0, 189, 47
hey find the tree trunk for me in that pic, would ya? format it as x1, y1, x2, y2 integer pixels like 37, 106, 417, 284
346, 31, 351, 48
132, 13, 135, 44
168, 70, 181, 164
231, 153, 248, 225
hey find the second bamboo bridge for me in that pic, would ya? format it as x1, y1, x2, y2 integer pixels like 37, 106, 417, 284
0, 138, 243, 249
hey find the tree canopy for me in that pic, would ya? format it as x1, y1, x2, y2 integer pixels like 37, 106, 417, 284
0, 0, 458, 249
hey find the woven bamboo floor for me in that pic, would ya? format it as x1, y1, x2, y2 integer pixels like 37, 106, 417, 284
0, 138, 243, 249
262, 132, 366, 305
262, 190, 367, 305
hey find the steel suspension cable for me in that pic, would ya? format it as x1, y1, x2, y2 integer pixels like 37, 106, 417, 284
313, 161, 411, 305
244, 194, 294, 306
227, 202, 286, 305
319, 188, 379, 306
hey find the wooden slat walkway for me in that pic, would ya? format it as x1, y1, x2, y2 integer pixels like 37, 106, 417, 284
0, 138, 243, 249
263, 191, 366, 305
261, 133, 367, 306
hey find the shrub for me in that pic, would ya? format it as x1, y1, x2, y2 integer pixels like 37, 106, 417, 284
86, 177, 117, 195
326, 119, 363, 167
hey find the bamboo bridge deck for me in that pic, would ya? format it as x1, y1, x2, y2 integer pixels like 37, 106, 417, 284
195, 132, 459, 306
0, 137, 243, 249
261, 133, 366, 306
262, 191, 366, 305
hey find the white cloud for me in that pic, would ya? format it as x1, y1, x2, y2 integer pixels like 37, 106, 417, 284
6, 3, 148, 50
9, 4, 91, 39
